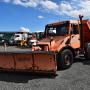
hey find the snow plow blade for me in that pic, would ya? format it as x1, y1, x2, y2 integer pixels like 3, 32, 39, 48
0, 51, 57, 74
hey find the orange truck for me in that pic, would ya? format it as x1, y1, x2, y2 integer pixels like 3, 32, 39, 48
0, 15, 90, 74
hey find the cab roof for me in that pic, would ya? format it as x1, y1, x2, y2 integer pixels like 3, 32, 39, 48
46, 20, 89, 26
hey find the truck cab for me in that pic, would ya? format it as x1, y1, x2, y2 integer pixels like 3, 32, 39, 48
31, 20, 81, 69
33, 20, 80, 52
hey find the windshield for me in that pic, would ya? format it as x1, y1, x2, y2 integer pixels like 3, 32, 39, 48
46, 23, 68, 36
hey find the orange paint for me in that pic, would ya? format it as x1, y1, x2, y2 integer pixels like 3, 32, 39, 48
34, 53, 56, 73
0, 53, 14, 70
0, 52, 56, 74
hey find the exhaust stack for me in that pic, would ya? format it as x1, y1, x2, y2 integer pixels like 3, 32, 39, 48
79, 15, 84, 51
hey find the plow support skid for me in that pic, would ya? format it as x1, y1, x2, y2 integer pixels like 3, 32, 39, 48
0, 51, 57, 74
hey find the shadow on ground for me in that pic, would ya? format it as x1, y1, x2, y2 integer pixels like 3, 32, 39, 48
16, 46, 31, 49
74, 57, 90, 65
0, 58, 90, 83
0, 71, 57, 83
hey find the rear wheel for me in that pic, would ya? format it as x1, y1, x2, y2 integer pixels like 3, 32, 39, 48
57, 49, 73, 69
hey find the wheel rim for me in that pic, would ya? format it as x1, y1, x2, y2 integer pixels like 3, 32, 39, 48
64, 55, 71, 66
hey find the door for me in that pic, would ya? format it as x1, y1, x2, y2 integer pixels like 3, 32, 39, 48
70, 24, 80, 48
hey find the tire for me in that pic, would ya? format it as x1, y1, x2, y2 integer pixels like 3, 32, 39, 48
57, 49, 73, 69
84, 52, 90, 60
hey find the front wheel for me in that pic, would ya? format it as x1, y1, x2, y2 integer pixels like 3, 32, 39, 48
57, 49, 73, 69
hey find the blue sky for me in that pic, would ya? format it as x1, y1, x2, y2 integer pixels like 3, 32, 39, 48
0, 0, 90, 32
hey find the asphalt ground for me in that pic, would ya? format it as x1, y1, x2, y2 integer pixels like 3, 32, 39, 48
0, 46, 90, 90
0, 46, 31, 52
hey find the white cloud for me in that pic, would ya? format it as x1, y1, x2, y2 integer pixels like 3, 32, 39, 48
4, 0, 10, 2
4, 0, 22, 6
13, 0, 21, 5
20, 27, 30, 32
36, 30, 43, 32
40, 0, 58, 11
25, 0, 39, 7
4, 0, 40, 7
2, 0, 90, 18
38, 15, 44, 19
59, 2, 72, 11
59, 0, 90, 18
3, 0, 59, 9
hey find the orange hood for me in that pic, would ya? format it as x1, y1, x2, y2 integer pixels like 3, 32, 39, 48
37, 36, 66, 51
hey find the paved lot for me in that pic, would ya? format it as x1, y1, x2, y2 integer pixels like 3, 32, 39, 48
0, 46, 90, 90
0, 46, 31, 52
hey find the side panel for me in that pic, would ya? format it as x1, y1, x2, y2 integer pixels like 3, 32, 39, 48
33, 53, 56, 73
83, 22, 90, 43
70, 35, 80, 49
0, 53, 14, 70
14, 53, 33, 71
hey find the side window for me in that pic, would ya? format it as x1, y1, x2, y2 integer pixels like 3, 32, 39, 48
60, 25, 68, 34
56, 24, 68, 35
71, 24, 79, 34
